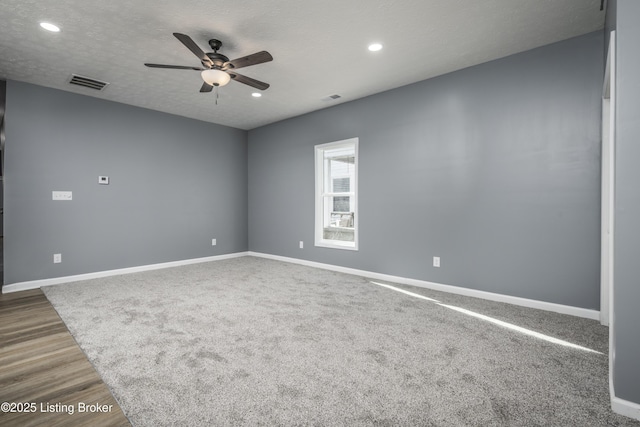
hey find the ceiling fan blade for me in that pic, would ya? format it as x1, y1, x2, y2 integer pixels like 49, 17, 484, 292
227, 71, 270, 90
145, 63, 204, 71
223, 51, 273, 70
200, 82, 213, 93
173, 33, 212, 65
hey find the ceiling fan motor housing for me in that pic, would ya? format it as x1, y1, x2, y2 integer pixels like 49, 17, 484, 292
205, 52, 229, 68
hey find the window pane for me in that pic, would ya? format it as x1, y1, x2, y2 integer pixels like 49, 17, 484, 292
322, 195, 354, 241
324, 146, 355, 161
323, 206, 355, 241
329, 158, 354, 177
333, 196, 350, 212
332, 177, 350, 193
323, 226, 355, 242
325, 147, 355, 196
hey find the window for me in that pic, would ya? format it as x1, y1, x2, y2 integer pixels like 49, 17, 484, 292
315, 138, 358, 250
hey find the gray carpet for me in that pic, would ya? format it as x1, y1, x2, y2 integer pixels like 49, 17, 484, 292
42, 256, 638, 426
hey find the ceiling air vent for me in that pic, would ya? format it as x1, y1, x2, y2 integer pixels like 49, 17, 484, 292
69, 74, 109, 91
321, 94, 342, 102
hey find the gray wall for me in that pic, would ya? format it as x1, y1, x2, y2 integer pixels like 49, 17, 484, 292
248, 31, 603, 309
610, 0, 640, 406
4, 81, 247, 285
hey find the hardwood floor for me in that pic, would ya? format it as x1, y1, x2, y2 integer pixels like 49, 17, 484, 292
0, 289, 131, 426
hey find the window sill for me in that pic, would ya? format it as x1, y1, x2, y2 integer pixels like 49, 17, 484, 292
315, 240, 358, 251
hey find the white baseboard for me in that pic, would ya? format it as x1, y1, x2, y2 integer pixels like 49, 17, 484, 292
612, 396, 640, 421
247, 251, 600, 320
2, 252, 249, 294
3, 249, 600, 321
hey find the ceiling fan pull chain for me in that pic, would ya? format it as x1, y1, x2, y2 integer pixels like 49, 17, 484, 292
215, 86, 219, 105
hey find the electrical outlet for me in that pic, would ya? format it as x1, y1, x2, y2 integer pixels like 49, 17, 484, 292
433, 256, 440, 267
53, 253, 62, 264
98, 176, 109, 185
299, 241, 304, 249
212, 238, 217, 246
52, 191, 72, 201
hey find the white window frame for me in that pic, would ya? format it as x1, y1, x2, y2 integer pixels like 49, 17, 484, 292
314, 138, 359, 250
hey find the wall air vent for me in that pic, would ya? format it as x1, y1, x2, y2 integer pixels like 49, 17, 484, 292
321, 94, 342, 102
69, 74, 109, 91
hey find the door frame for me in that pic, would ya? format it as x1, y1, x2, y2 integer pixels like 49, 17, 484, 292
601, 30, 616, 401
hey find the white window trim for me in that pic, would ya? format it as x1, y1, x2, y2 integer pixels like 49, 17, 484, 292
314, 138, 359, 251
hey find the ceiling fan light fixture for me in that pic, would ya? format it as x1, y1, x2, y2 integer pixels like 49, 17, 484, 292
252, 92, 262, 98
368, 43, 383, 52
201, 69, 231, 87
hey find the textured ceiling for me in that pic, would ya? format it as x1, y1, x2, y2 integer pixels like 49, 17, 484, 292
0, 0, 605, 130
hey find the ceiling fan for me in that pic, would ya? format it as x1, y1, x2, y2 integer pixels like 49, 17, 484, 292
145, 33, 273, 93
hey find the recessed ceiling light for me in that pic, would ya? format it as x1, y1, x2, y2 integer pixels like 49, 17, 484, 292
40, 22, 61, 32
368, 43, 383, 52
252, 92, 262, 98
